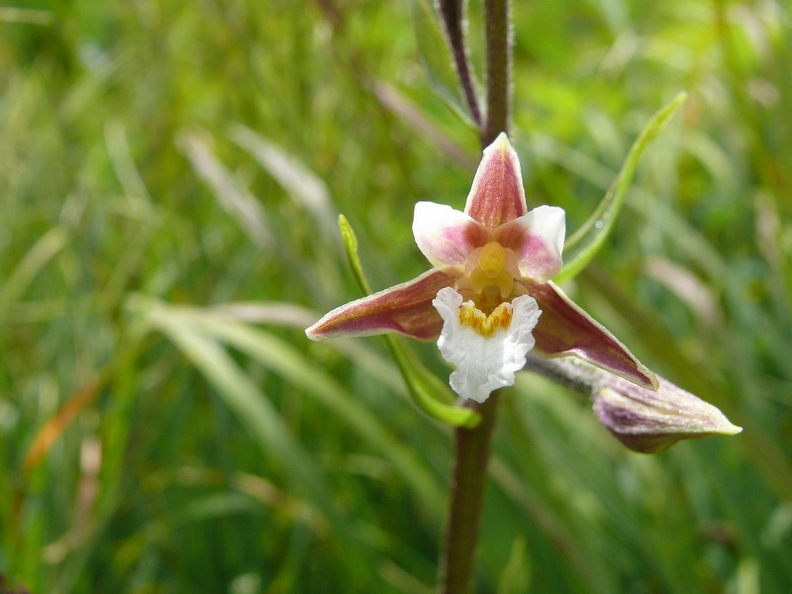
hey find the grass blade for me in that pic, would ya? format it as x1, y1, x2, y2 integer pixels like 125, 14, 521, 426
555, 93, 687, 284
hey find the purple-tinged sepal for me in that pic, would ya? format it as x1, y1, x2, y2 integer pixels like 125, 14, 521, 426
530, 281, 658, 390
464, 133, 528, 228
594, 375, 742, 453
306, 270, 452, 341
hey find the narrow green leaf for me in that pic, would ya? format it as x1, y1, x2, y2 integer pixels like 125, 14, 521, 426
555, 92, 687, 284
338, 215, 372, 295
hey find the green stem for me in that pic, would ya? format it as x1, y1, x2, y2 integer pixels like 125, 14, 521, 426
438, 393, 500, 594
482, 0, 510, 145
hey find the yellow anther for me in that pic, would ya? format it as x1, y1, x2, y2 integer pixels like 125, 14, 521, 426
477, 242, 507, 276
458, 302, 513, 337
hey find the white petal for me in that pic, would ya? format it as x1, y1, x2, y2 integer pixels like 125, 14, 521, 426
432, 287, 542, 403
497, 205, 566, 282
528, 205, 566, 257
413, 202, 488, 272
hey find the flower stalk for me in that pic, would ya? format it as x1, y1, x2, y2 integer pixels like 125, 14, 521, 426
483, 0, 510, 145
438, 393, 500, 594
440, 1, 510, 591
306, 2, 740, 591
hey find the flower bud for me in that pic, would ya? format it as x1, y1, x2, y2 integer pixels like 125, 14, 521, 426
593, 376, 742, 453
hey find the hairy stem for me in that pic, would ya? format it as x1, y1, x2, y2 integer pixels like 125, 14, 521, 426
438, 393, 500, 594
482, 0, 510, 145
438, 3, 512, 591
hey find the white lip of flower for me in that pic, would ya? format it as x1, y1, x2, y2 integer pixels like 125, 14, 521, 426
433, 287, 542, 403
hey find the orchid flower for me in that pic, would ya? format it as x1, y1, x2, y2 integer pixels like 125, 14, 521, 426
306, 133, 657, 403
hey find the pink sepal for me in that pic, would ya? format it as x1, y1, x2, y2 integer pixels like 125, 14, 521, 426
530, 281, 658, 390
306, 269, 452, 341
464, 133, 528, 229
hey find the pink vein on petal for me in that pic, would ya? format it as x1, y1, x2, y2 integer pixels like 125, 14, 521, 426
464, 133, 528, 229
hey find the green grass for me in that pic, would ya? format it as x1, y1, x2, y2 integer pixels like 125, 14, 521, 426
2, 0, 792, 592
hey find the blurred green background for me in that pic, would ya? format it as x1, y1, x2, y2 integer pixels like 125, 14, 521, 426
2, 0, 791, 592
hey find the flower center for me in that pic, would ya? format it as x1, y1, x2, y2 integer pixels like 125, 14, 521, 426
458, 301, 513, 337
469, 241, 514, 299
478, 241, 506, 273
